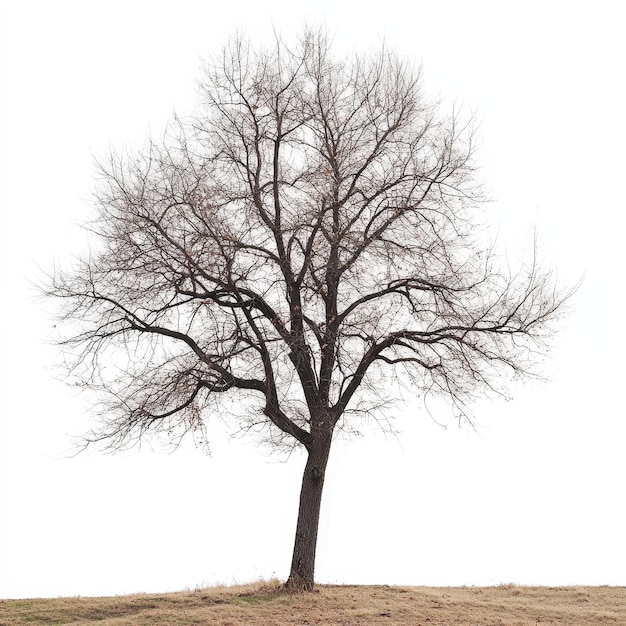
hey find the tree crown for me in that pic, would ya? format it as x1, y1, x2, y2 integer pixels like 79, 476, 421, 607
50, 30, 569, 452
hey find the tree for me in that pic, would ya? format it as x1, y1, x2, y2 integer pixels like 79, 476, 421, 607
49, 30, 570, 592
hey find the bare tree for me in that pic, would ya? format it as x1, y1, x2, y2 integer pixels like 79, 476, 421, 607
49, 30, 570, 591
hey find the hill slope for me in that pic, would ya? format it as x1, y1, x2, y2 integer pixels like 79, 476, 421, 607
1, 581, 624, 625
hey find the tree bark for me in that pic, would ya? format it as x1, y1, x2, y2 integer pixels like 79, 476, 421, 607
285, 429, 333, 592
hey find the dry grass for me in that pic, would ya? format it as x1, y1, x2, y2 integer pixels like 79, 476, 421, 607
1, 581, 624, 625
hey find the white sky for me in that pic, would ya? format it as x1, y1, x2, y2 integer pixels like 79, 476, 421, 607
1, 0, 625, 599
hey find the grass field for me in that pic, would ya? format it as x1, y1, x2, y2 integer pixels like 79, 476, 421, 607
1, 580, 624, 625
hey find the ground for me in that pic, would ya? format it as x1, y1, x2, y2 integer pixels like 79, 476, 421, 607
1, 581, 624, 625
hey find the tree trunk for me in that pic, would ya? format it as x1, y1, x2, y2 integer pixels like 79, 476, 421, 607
285, 430, 333, 592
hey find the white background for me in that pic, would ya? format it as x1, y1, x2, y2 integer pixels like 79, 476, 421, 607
1, 0, 625, 598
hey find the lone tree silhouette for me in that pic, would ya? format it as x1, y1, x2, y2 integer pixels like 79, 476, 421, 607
49, 30, 570, 591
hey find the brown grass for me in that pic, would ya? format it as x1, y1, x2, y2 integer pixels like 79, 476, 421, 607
1, 581, 624, 625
